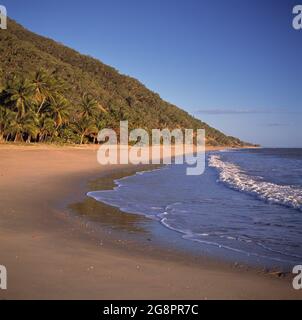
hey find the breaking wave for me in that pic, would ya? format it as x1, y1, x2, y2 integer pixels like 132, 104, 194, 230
208, 154, 302, 211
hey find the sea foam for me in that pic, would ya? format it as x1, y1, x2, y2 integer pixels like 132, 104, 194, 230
208, 154, 302, 211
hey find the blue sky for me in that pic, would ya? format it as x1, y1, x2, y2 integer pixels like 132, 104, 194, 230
4, 0, 302, 146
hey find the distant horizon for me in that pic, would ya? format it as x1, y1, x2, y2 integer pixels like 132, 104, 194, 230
3, 0, 302, 147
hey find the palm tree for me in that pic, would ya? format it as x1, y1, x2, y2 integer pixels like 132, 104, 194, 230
8, 111, 39, 142
24, 112, 39, 143
32, 69, 56, 114
72, 117, 98, 144
0, 106, 16, 141
0, 105, 6, 141
38, 115, 57, 142
79, 93, 100, 119
0, 106, 8, 141
5, 77, 35, 119
46, 94, 70, 130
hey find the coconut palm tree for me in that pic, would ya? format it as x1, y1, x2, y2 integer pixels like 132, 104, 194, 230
32, 69, 57, 114
0, 106, 8, 141
72, 117, 98, 144
5, 77, 35, 119
0, 105, 6, 141
8, 111, 39, 142
79, 93, 100, 119
38, 115, 57, 142
46, 94, 70, 130
0, 106, 16, 141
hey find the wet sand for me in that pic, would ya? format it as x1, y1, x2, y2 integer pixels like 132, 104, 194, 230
0, 144, 301, 299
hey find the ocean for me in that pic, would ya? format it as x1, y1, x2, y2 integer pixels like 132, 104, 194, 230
88, 148, 302, 270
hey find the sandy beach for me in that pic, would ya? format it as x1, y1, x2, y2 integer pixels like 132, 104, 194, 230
0, 144, 301, 299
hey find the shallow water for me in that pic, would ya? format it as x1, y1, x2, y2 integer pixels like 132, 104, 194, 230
88, 148, 302, 269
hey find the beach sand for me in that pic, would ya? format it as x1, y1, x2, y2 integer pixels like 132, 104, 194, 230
0, 144, 301, 299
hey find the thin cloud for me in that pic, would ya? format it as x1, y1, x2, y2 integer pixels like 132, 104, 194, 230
196, 108, 301, 115
267, 123, 289, 127
196, 109, 262, 115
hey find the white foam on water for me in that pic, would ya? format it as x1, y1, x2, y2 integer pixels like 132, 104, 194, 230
208, 154, 302, 211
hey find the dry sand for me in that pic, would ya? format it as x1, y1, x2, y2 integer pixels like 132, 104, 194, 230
0, 144, 301, 299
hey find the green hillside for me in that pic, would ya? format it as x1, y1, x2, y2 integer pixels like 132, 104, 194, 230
0, 18, 251, 146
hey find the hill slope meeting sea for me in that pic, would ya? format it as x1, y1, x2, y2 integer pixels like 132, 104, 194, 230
1, 17, 302, 301
0, 18, 254, 146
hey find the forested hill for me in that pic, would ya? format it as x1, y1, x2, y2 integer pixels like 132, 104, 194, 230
0, 18, 251, 146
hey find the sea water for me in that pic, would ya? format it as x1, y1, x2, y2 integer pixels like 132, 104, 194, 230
88, 148, 302, 269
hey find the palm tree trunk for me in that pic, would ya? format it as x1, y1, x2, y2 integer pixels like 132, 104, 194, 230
37, 97, 46, 114
80, 134, 84, 144
14, 132, 23, 142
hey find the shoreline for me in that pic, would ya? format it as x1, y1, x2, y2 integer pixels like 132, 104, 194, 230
72, 161, 295, 273
0, 144, 300, 299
